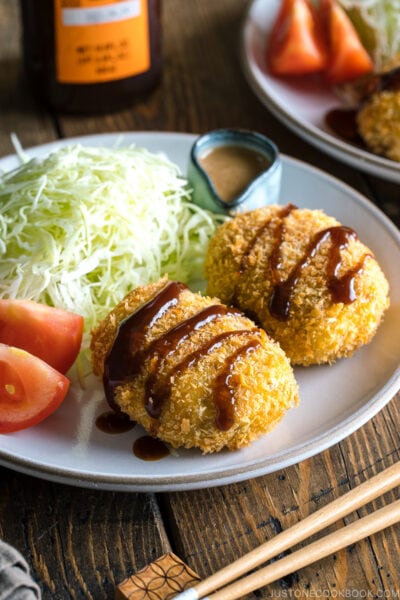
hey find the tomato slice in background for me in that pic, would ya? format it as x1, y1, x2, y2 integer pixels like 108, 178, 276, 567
0, 299, 84, 374
320, 0, 374, 84
267, 0, 328, 75
0, 344, 70, 433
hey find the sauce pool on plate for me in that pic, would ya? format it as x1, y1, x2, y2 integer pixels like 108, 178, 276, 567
95, 410, 136, 434
133, 436, 170, 461
325, 108, 363, 146
96, 410, 170, 461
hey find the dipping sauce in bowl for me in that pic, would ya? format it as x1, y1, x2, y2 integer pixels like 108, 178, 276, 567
199, 144, 271, 203
188, 128, 282, 215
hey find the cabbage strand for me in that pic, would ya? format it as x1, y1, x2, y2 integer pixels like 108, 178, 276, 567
0, 144, 223, 349
338, 0, 400, 69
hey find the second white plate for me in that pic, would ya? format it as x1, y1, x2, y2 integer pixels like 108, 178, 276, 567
241, 0, 400, 183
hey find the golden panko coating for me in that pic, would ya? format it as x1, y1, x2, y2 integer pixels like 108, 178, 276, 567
204, 205, 389, 366
357, 90, 400, 161
91, 277, 299, 453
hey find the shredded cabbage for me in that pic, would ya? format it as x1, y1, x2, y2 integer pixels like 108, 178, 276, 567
338, 0, 400, 69
0, 144, 224, 349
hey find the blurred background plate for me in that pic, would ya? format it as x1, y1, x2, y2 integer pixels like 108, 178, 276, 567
241, 0, 400, 183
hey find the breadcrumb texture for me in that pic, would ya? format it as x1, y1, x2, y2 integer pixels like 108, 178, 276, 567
91, 277, 299, 453
204, 206, 390, 366
357, 90, 400, 161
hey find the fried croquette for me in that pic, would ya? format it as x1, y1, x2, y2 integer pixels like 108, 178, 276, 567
356, 67, 400, 161
204, 205, 390, 366
90, 277, 299, 453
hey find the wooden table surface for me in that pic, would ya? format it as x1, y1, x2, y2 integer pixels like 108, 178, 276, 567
0, 2, 399, 599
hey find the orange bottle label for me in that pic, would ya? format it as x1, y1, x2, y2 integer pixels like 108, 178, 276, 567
54, 0, 150, 84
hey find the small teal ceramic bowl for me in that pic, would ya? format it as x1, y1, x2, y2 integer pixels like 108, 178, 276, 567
187, 129, 282, 215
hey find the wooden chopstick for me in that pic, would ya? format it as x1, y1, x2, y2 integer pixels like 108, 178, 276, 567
173, 461, 400, 600
204, 497, 400, 600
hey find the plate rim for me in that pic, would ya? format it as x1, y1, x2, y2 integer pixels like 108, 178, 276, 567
0, 131, 399, 492
0, 367, 399, 492
240, 0, 400, 183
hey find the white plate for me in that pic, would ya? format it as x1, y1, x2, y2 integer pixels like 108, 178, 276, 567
241, 0, 400, 183
0, 132, 399, 492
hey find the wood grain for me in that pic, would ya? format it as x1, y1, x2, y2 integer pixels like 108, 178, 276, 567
0, 470, 172, 599
0, 1, 399, 599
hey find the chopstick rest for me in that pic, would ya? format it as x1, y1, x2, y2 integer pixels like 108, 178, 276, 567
173, 461, 400, 600
115, 552, 200, 600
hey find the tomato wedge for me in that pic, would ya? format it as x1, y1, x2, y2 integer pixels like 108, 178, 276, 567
0, 299, 84, 374
267, 0, 328, 75
0, 344, 70, 433
320, 0, 374, 84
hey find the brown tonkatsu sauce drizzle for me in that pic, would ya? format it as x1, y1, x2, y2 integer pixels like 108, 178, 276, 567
103, 279, 264, 431
214, 336, 261, 431
238, 204, 297, 276
103, 280, 187, 409
144, 304, 243, 418
268, 203, 298, 283
147, 328, 259, 420
96, 410, 136, 434
233, 206, 370, 321
270, 225, 369, 320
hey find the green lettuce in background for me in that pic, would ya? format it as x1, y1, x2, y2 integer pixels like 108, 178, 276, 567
337, 0, 400, 69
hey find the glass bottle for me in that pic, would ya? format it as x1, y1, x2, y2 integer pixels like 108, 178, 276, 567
19, 0, 162, 114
